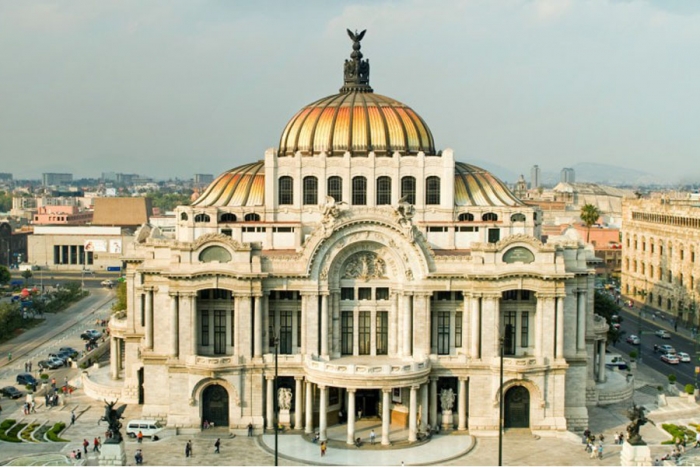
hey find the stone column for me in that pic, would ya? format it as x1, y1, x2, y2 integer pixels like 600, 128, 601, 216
577, 291, 587, 351
488, 296, 500, 358
321, 294, 329, 357
319, 385, 328, 441
420, 383, 429, 431
346, 388, 356, 445
110, 337, 119, 380
409, 385, 418, 442
390, 293, 399, 355
535, 297, 543, 358
402, 293, 412, 356
262, 293, 270, 354
412, 293, 430, 358
462, 297, 470, 355
302, 293, 319, 356
470, 295, 481, 359
266, 377, 274, 430
294, 377, 303, 430
170, 293, 179, 357
598, 340, 606, 383
254, 294, 262, 358
458, 378, 467, 430
382, 388, 391, 445
145, 288, 153, 349
188, 293, 198, 356
556, 296, 565, 359
429, 377, 438, 428
332, 292, 340, 357
305, 381, 313, 434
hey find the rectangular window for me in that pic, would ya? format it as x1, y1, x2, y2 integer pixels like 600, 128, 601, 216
352, 177, 367, 205
303, 176, 318, 205
358, 311, 371, 355
341, 288, 355, 300
376, 177, 392, 205
140, 294, 145, 327
341, 311, 353, 355
437, 311, 450, 355
401, 176, 416, 205
53, 245, 60, 264
376, 288, 390, 300
279, 310, 293, 354
520, 311, 529, 347
436, 291, 451, 301
427, 226, 448, 232
221, 229, 232, 237
273, 227, 294, 232
503, 312, 516, 355
214, 310, 226, 354
376, 311, 388, 355
327, 176, 343, 203
458, 226, 479, 232
278, 176, 293, 205
455, 312, 463, 347
201, 310, 210, 347
296, 310, 301, 349
243, 226, 266, 233
358, 287, 372, 300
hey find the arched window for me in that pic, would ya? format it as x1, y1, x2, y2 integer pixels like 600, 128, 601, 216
278, 176, 293, 205
458, 213, 474, 222
401, 176, 416, 205
244, 213, 260, 222
510, 213, 526, 222
303, 176, 318, 205
220, 213, 237, 223
194, 214, 211, 223
180, 212, 188, 221
352, 176, 367, 205
482, 212, 498, 222
425, 176, 440, 205
376, 176, 392, 205
327, 176, 343, 203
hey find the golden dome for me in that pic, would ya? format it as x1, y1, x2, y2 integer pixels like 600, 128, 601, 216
278, 29, 435, 157
454, 162, 524, 207
191, 161, 264, 207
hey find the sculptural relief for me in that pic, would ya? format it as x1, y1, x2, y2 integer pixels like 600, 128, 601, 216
342, 252, 387, 281
440, 389, 455, 412
278, 387, 293, 411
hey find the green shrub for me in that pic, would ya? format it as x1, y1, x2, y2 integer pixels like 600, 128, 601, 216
0, 419, 15, 431
0, 419, 21, 443
7, 423, 26, 440
21, 423, 38, 442
46, 422, 68, 442
669, 374, 677, 384
658, 385, 664, 392
686, 384, 695, 395
629, 351, 638, 360
40, 373, 49, 380
661, 423, 696, 445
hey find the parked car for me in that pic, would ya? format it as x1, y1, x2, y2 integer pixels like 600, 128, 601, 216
16, 373, 37, 386
1, 386, 23, 399
125, 420, 164, 439
605, 353, 628, 370
38, 359, 62, 370
48, 352, 70, 364
678, 352, 691, 363
655, 329, 671, 339
626, 335, 641, 345
661, 353, 680, 364
59, 347, 79, 358
80, 329, 102, 341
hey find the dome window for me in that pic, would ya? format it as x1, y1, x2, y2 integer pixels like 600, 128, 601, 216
278, 176, 293, 205
458, 213, 474, 222
482, 212, 498, 222
425, 176, 441, 205
220, 213, 237, 223
303, 176, 318, 205
199, 246, 232, 263
244, 213, 261, 222
352, 176, 367, 205
180, 213, 189, 221
376, 176, 392, 205
327, 176, 343, 203
510, 213, 526, 223
401, 176, 416, 205
195, 214, 211, 223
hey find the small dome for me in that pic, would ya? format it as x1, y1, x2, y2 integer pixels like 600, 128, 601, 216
192, 161, 264, 207
454, 162, 524, 207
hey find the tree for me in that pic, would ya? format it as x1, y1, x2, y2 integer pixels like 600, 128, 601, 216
0, 265, 10, 285
21, 269, 32, 285
580, 203, 601, 243
595, 290, 623, 345
111, 281, 126, 313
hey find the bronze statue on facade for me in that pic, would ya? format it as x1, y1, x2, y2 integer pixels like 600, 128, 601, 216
626, 403, 652, 445
100, 399, 127, 444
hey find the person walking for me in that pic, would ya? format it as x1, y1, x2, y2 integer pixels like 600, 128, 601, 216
247, 422, 253, 437
82, 439, 89, 454
93, 437, 100, 453
137, 430, 143, 443
134, 449, 143, 465
370, 429, 376, 445
597, 443, 604, 460
320, 440, 327, 457
214, 438, 221, 454
70, 410, 76, 426
185, 440, 192, 458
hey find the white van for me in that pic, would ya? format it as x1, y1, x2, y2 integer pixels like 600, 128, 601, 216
125, 420, 164, 439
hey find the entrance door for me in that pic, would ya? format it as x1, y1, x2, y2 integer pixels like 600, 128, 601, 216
202, 385, 229, 428
356, 389, 378, 418
504, 386, 530, 428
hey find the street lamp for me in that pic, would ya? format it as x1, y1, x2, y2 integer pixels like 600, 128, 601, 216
498, 334, 505, 466
270, 333, 279, 466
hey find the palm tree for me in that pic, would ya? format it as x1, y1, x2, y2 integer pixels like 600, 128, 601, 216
580, 203, 601, 243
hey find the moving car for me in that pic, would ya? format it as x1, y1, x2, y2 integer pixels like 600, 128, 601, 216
626, 335, 641, 345
101, 280, 114, 288
80, 329, 102, 340
655, 329, 671, 339
657, 344, 676, 354
16, 373, 37, 386
661, 353, 680, 364
678, 352, 691, 363
125, 420, 164, 439
1, 386, 23, 399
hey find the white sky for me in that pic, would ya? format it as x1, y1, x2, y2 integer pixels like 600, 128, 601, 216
1, 0, 698, 183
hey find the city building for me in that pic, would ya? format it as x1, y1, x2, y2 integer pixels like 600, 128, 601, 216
621, 193, 700, 326
42, 173, 73, 187
560, 168, 575, 183
530, 165, 541, 189
0, 222, 29, 268
100, 32, 598, 441
194, 174, 214, 187
33, 205, 93, 225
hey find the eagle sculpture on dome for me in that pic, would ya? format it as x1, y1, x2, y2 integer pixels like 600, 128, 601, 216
347, 29, 366, 43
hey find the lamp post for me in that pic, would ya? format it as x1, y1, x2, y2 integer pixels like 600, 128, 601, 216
498, 335, 504, 466
272, 334, 279, 466
636, 288, 647, 364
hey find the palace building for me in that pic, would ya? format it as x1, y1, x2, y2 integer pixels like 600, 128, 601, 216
106, 31, 598, 441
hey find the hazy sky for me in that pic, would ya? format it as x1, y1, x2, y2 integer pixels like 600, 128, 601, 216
1, 0, 698, 183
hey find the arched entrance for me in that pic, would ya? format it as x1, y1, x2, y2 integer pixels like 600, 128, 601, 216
504, 386, 530, 428
202, 384, 229, 428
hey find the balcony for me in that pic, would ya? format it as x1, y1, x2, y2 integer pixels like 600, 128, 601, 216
304, 355, 431, 388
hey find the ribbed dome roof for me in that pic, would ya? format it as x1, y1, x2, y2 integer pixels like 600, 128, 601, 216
278, 29, 435, 157
191, 161, 264, 207
454, 162, 524, 207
